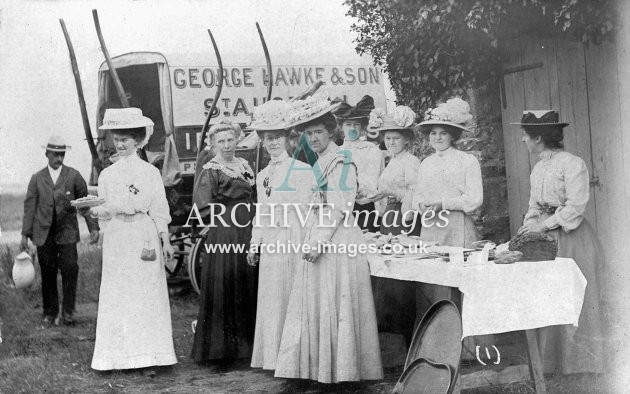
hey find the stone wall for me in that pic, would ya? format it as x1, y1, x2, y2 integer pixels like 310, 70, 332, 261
411, 83, 511, 243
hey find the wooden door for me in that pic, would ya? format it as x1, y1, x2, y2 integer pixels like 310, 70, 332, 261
500, 37, 599, 236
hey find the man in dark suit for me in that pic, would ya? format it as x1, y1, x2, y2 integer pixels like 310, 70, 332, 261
20, 135, 100, 326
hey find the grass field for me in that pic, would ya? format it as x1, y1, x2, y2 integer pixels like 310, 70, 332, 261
0, 193, 25, 232
0, 193, 613, 393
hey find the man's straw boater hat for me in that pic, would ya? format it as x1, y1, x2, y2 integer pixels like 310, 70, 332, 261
42, 135, 71, 152
247, 99, 291, 135
417, 97, 473, 133
511, 110, 569, 128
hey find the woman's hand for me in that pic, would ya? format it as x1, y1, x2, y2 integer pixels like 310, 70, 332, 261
423, 200, 443, 212
303, 242, 322, 263
246, 251, 259, 266
161, 234, 175, 261
20, 235, 30, 252
517, 222, 549, 235
369, 191, 395, 202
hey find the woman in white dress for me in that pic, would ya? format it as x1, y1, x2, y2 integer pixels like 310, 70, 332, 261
413, 98, 482, 247
367, 106, 420, 344
414, 98, 492, 359
274, 93, 383, 383
333, 95, 384, 232
89, 108, 177, 371
246, 100, 314, 371
369, 106, 421, 236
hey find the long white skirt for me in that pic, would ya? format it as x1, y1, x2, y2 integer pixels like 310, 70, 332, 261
274, 223, 383, 383
251, 225, 304, 370
91, 214, 177, 370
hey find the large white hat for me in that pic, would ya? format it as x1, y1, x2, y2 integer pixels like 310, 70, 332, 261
247, 99, 290, 132
41, 135, 71, 152
284, 90, 341, 129
99, 108, 154, 148
418, 97, 473, 133
99, 107, 154, 130
368, 106, 417, 133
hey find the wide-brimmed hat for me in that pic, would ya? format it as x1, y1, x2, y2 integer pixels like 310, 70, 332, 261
368, 106, 417, 140
247, 99, 291, 135
99, 108, 154, 148
332, 95, 375, 120
510, 110, 569, 127
99, 107, 154, 130
284, 91, 342, 129
418, 97, 473, 134
41, 135, 71, 152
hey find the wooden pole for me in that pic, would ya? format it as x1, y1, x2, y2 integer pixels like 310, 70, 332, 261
92, 9, 149, 162
59, 19, 98, 163
256, 22, 273, 101
92, 9, 129, 108
197, 29, 223, 162
201, 29, 224, 135
289, 79, 325, 102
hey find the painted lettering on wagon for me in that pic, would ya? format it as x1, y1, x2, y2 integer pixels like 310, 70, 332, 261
170, 64, 386, 126
172, 66, 380, 89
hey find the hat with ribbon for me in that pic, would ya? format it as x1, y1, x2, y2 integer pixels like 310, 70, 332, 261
247, 99, 291, 134
42, 135, 71, 152
284, 90, 342, 129
418, 97, 473, 133
332, 95, 375, 120
99, 107, 155, 148
368, 106, 417, 138
510, 110, 569, 127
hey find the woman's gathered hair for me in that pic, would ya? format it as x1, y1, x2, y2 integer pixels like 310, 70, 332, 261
421, 124, 462, 143
111, 127, 146, 143
295, 112, 339, 137
524, 125, 564, 149
207, 120, 242, 145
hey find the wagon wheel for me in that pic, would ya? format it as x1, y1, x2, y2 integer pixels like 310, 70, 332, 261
188, 227, 210, 294
167, 230, 193, 278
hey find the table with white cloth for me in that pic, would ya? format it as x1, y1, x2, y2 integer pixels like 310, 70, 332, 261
368, 254, 587, 393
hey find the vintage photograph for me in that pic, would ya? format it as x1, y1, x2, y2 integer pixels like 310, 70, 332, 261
0, 0, 628, 393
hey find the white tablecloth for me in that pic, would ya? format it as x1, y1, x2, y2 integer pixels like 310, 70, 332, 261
367, 255, 587, 338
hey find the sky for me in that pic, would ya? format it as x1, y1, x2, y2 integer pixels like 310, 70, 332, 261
0, 0, 394, 192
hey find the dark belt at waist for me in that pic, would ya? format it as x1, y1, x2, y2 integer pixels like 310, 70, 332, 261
539, 205, 558, 215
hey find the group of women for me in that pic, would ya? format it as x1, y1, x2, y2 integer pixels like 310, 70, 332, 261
84, 93, 604, 382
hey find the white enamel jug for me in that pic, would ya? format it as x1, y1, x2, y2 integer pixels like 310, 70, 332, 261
12, 251, 35, 289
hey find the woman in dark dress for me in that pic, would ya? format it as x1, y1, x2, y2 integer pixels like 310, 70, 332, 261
191, 121, 258, 364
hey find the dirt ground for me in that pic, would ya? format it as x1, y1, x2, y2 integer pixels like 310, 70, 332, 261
0, 194, 613, 393
0, 289, 398, 393
0, 282, 610, 394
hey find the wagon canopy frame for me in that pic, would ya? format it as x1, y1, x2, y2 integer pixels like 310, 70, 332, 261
96, 51, 180, 187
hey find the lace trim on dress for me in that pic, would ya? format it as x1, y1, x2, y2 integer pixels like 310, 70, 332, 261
203, 158, 256, 186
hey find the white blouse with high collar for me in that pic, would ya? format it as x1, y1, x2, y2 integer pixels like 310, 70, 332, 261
412, 147, 483, 215
377, 150, 420, 203
250, 151, 314, 245
524, 149, 590, 231
340, 139, 384, 204
94, 153, 171, 234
